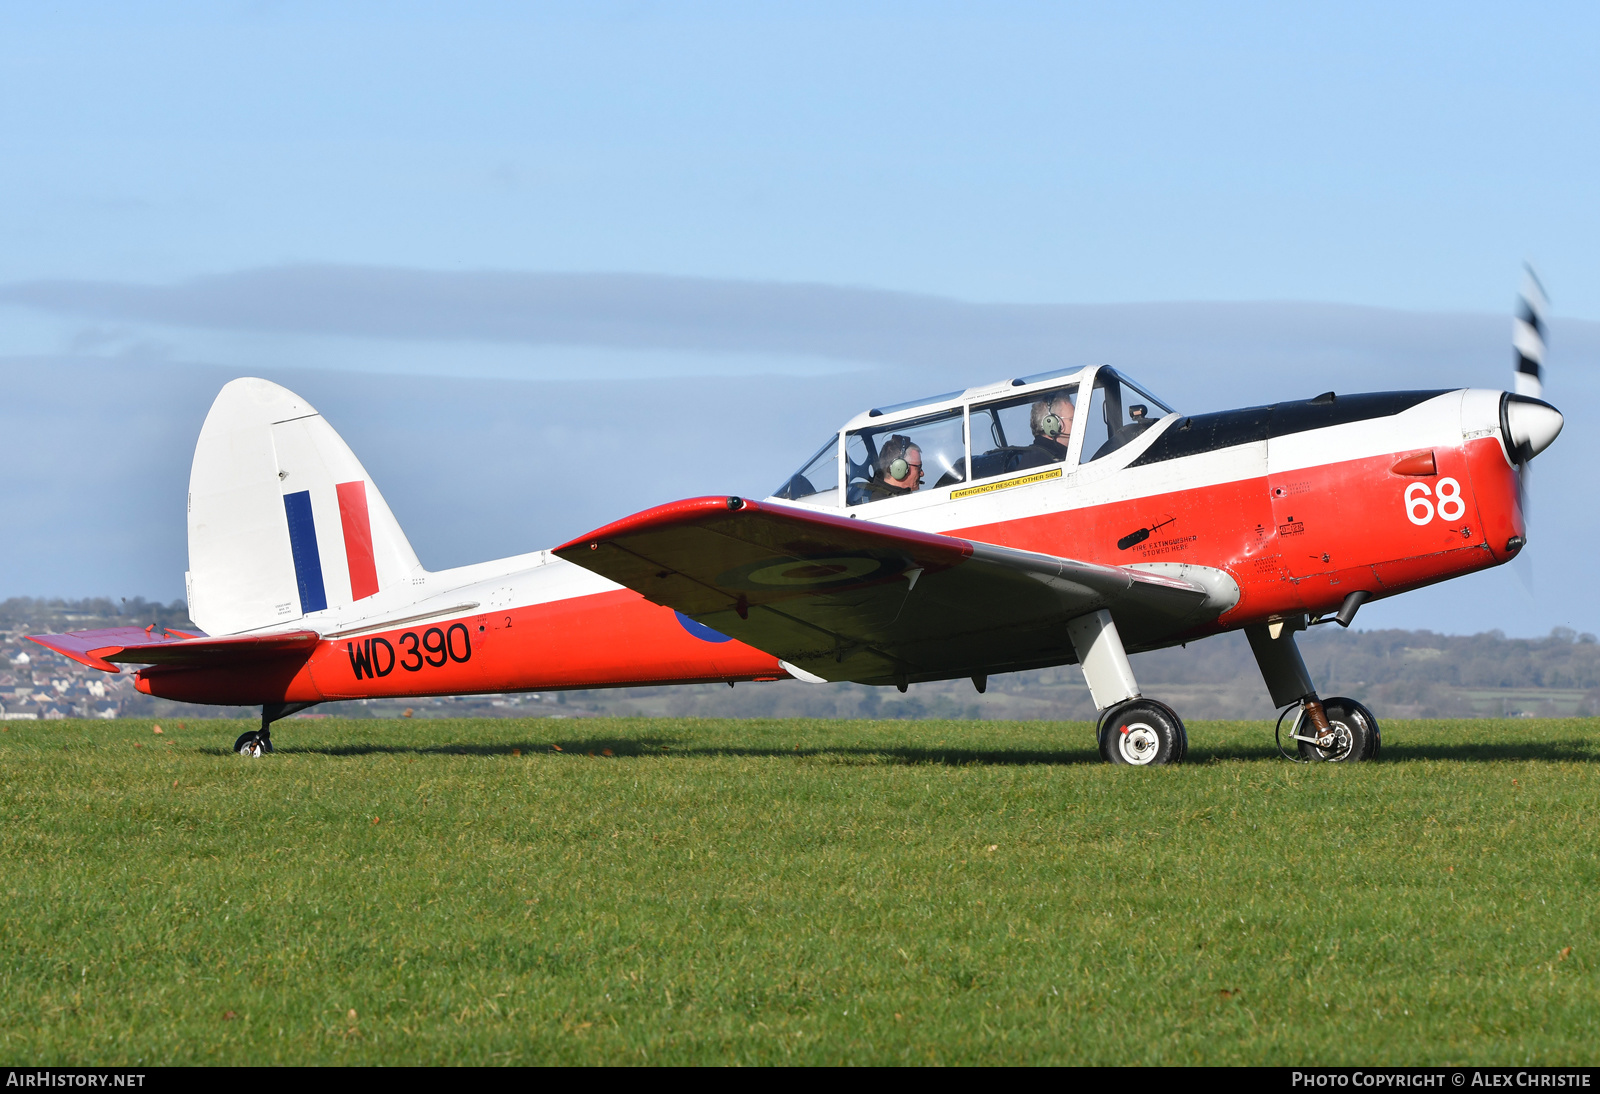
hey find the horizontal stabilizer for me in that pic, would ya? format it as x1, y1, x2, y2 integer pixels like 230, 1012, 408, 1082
29, 626, 319, 674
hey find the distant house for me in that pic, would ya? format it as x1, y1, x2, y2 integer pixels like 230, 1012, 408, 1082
9, 651, 29, 666
43, 708, 65, 720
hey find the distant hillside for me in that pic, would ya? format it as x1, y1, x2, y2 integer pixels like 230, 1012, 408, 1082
3, 597, 1595, 722
1, 597, 197, 635
547, 625, 1600, 722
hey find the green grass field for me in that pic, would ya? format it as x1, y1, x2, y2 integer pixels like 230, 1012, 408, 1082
0, 715, 1596, 1065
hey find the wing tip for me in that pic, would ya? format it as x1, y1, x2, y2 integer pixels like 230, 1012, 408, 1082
554, 496, 763, 556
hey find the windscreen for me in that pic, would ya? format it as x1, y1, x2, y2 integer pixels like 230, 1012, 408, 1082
1079, 370, 1176, 464
772, 435, 841, 506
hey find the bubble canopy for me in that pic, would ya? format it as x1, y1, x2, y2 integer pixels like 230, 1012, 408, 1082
770, 367, 1175, 508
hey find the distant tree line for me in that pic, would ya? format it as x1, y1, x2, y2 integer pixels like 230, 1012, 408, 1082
0, 597, 197, 634
1130, 625, 1600, 691
3, 596, 1594, 720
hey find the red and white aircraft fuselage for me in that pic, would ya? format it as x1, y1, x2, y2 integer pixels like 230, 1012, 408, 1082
32, 361, 1563, 766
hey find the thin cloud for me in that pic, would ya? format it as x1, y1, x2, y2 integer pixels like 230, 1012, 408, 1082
7, 265, 1595, 387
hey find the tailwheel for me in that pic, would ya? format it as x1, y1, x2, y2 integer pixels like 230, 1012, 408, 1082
234, 731, 264, 758
1289, 697, 1380, 763
1097, 698, 1187, 766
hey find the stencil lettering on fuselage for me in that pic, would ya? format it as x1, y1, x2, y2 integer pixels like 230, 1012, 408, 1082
346, 625, 473, 680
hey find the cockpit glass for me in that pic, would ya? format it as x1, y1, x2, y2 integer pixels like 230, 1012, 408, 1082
773, 435, 841, 506
1079, 369, 1175, 464
845, 407, 966, 506
777, 369, 1175, 506
967, 383, 1079, 482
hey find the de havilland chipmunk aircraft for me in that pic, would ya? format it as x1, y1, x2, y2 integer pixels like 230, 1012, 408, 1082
31, 277, 1565, 766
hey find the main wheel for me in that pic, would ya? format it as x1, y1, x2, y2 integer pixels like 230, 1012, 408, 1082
1097, 699, 1186, 766
234, 730, 264, 757
1297, 697, 1380, 763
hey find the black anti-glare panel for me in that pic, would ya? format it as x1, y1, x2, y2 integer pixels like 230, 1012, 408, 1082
1128, 390, 1452, 468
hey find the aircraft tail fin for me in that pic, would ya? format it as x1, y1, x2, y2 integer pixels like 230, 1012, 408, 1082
186, 378, 423, 636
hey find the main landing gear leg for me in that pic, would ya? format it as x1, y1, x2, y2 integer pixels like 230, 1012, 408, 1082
234, 701, 320, 757
1067, 609, 1187, 766
1246, 617, 1380, 763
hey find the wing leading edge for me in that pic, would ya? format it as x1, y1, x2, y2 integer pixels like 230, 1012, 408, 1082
554, 496, 1238, 686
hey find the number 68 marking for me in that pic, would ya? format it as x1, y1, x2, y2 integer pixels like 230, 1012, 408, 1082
1405, 477, 1466, 525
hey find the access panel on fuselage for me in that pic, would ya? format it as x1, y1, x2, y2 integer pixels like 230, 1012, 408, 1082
1266, 430, 1494, 615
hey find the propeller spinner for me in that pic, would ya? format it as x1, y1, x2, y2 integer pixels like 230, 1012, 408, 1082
1505, 266, 1563, 466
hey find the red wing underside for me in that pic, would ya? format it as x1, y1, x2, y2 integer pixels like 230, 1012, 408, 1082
555, 497, 1220, 685
28, 627, 320, 674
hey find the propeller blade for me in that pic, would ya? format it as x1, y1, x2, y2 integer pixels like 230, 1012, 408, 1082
1512, 458, 1534, 596
1509, 264, 1551, 596
1516, 461, 1530, 541
1513, 264, 1547, 400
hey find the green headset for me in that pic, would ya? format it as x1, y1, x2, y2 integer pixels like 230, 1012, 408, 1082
1039, 411, 1066, 439
883, 435, 915, 481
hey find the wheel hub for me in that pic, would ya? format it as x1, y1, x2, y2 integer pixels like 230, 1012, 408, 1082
1118, 722, 1161, 765
1314, 720, 1354, 761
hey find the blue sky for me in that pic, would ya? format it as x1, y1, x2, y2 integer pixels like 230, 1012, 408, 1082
1, 2, 1596, 637
3, 2, 1597, 311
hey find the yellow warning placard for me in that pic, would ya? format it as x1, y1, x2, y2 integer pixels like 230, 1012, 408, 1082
949, 466, 1062, 500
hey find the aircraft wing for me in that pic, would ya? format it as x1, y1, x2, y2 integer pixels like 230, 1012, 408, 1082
28, 627, 320, 674
553, 496, 1235, 685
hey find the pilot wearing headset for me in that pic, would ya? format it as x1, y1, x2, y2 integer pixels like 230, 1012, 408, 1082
1025, 393, 1076, 463
876, 434, 924, 495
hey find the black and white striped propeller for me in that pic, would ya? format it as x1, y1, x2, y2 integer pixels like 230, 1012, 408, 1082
1504, 265, 1564, 559
1512, 265, 1550, 403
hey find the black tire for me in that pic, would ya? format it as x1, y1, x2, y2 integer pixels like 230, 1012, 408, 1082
1297, 697, 1380, 763
1097, 699, 1186, 766
234, 730, 261, 755
1340, 697, 1381, 760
